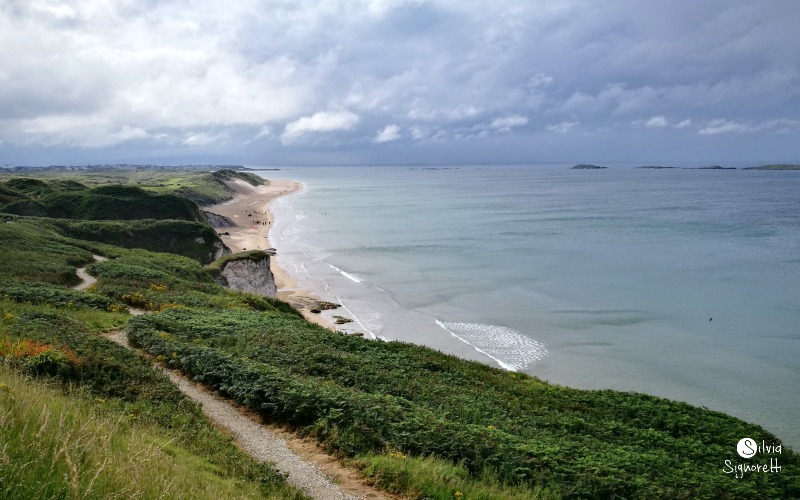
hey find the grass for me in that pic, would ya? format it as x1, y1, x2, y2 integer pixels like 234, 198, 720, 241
0, 178, 206, 222
0, 216, 97, 286
0, 168, 264, 207
0, 300, 305, 499
0, 366, 301, 499
353, 453, 557, 499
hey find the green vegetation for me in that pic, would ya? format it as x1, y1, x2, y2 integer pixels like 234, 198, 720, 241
0, 367, 286, 499
0, 168, 265, 206
0, 182, 304, 498
0, 180, 205, 221
49, 218, 226, 264
173, 169, 265, 205
1, 168, 798, 499
127, 307, 799, 498
0, 300, 303, 498
353, 453, 554, 499
0, 216, 97, 286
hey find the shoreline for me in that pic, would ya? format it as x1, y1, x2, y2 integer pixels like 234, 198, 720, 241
204, 178, 338, 331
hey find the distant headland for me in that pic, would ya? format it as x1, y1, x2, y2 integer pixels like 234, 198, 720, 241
0, 164, 249, 173
742, 164, 800, 170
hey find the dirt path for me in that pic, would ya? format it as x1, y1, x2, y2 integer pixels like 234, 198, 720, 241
72, 235, 387, 498
73, 255, 108, 290
103, 331, 387, 500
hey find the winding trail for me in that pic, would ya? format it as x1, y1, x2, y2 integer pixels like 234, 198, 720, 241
72, 255, 107, 290
73, 258, 385, 499
103, 332, 376, 500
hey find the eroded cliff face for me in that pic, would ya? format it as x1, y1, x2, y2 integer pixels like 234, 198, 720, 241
202, 210, 236, 227
214, 255, 277, 297
211, 240, 230, 261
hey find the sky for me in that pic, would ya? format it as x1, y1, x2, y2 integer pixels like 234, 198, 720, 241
1, 0, 799, 166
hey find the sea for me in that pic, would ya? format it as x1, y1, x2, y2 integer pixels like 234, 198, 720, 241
259, 164, 800, 448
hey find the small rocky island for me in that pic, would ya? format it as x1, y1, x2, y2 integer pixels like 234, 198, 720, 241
743, 164, 800, 170
571, 164, 607, 169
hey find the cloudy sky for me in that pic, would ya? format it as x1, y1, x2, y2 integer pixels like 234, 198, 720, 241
1, 0, 798, 166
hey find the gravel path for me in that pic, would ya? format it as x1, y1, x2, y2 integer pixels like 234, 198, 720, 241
73, 255, 108, 290
79, 255, 380, 499
103, 331, 364, 500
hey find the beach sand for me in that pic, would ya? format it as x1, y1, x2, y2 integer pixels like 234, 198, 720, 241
205, 178, 338, 331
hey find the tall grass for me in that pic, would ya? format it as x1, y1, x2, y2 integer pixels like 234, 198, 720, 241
0, 367, 299, 499
354, 453, 558, 499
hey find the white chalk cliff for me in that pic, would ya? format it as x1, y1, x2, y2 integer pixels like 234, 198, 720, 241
214, 255, 277, 297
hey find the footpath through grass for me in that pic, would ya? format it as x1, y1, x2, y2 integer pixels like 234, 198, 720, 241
0, 210, 305, 498
0, 298, 305, 499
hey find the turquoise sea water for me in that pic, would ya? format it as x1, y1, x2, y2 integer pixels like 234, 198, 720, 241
262, 164, 800, 447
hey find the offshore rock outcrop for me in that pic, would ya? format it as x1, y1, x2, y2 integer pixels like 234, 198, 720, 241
210, 251, 277, 297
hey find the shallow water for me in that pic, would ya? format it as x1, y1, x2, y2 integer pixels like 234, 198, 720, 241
263, 164, 800, 447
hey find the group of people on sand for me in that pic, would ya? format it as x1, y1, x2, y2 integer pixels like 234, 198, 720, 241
242, 208, 270, 226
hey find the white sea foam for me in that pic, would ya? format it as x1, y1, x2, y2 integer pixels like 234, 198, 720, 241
329, 264, 362, 283
335, 297, 383, 340
436, 321, 548, 371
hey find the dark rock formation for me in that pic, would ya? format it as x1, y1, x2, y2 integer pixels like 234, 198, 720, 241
571, 164, 607, 169
202, 210, 237, 227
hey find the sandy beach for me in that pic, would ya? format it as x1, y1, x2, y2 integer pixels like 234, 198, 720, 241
205, 178, 338, 331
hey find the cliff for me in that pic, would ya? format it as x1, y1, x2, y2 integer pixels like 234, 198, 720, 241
207, 250, 277, 297
202, 210, 236, 227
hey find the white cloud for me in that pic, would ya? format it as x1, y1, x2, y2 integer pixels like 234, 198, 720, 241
281, 111, 360, 143
183, 131, 228, 146
698, 118, 799, 135
674, 119, 693, 129
527, 73, 554, 89
254, 126, 273, 139
408, 103, 484, 122
547, 121, 579, 134
698, 119, 751, 135
375, 124, 401, 143
491, 115, 529, 132
645, 115, 668, 128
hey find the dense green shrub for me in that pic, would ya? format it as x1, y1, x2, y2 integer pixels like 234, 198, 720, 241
128, 308, 800, 498
0, 280, 125, 311
0, 217, 95, 285
48, 218, 226, 264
